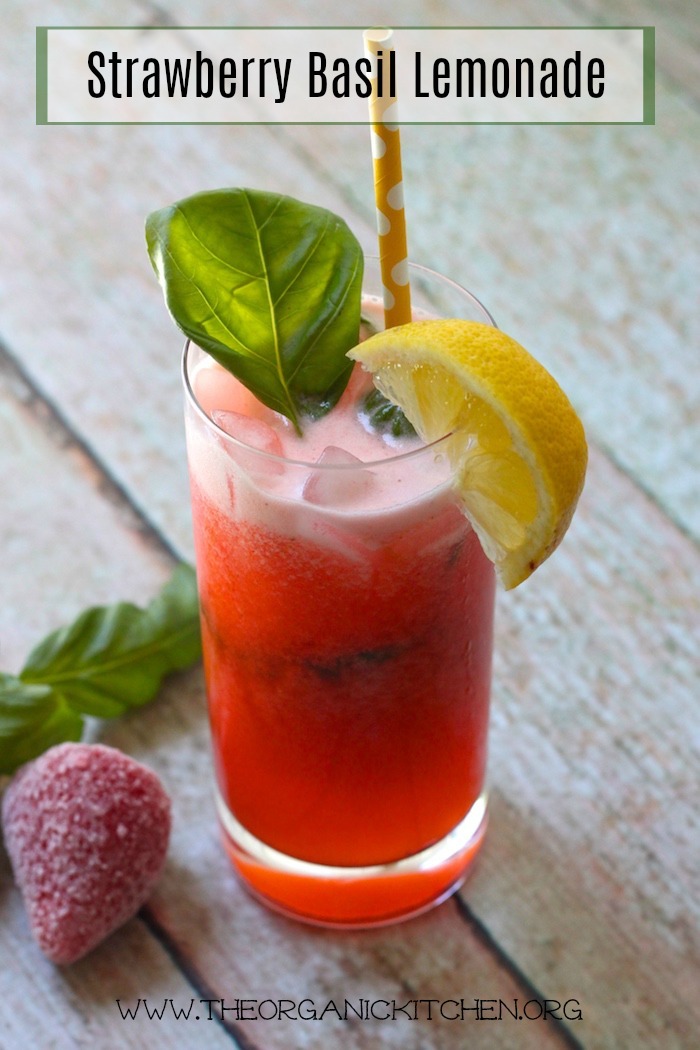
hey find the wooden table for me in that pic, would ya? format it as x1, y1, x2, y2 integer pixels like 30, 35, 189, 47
2, 2, 698, 1048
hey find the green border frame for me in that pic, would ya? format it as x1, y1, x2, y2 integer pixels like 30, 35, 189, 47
36, 25, 655, 126
36, 27, 48, 124
643, 27, 655, 125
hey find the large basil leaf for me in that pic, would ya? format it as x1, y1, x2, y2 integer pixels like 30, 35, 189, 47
146, 188, 363, 431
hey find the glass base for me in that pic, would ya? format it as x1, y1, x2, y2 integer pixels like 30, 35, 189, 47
215, 790, 488, 928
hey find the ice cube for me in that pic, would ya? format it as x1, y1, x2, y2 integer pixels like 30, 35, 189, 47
302, 446, 376, 507
211, 410, 286, 489
308, 519, 377, 565
195, 363, 253, 417
212, 410, 284, 458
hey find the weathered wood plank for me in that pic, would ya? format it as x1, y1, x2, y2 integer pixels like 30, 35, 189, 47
0, 350, 173, 672
480, 447, 700, 1049
0, 857, 237, 1050
0, 386, 235, 1049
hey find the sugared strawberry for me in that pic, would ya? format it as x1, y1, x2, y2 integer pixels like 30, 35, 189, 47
1, 742, 171, 964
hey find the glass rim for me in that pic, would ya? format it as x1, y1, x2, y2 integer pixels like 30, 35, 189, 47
363, 255, 497, 329
181, 259, 495, 471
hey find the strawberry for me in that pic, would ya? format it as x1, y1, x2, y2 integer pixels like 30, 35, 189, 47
1, 742, 171, 964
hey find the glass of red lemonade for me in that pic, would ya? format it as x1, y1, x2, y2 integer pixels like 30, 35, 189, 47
182, 257, 497, 926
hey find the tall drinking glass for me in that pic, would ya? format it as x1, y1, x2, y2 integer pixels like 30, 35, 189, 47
183, 259, 497, 926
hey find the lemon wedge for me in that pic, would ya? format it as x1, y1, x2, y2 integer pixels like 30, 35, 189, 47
349, 319, 587, 589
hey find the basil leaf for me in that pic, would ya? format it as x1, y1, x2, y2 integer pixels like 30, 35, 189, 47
0, 566, 201, 777
20, 564, 201, 719
361, 388, 417, 438
146, 188, 363, 432
0, 675, 82, 775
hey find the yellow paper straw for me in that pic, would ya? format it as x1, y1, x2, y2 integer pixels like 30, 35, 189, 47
363, 28, 412, 329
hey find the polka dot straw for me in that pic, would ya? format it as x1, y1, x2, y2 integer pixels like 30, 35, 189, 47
363, 28, 412, 328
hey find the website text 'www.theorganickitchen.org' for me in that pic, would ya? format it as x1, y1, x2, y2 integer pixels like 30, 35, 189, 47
115, 996, 583, 1023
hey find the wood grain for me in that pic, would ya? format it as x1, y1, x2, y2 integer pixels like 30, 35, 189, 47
0, 373, 232, 1049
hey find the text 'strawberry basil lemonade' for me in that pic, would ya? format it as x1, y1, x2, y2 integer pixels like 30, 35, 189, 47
146, 188, 587, 926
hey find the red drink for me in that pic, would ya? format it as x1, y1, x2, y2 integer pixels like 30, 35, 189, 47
183, 263, 497, 925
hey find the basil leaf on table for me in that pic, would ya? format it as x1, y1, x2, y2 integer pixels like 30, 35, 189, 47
21, 563, 201, 714
0, 564, 202, 777
146, 188, 364, 433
